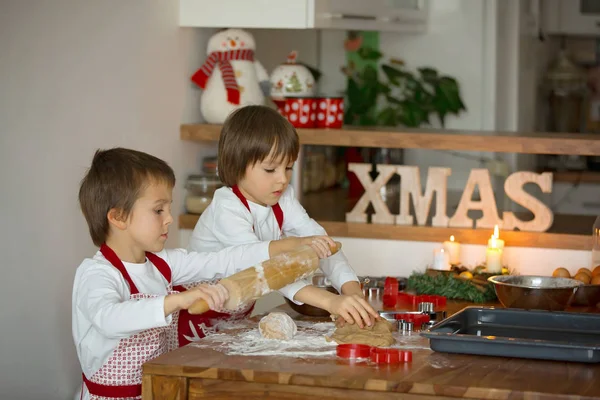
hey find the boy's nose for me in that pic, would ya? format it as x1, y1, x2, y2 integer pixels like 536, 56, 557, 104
277, 170, 289, 184
164, 211, 174, 225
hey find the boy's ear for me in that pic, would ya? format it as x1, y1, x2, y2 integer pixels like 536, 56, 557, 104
107, 208, 128, 230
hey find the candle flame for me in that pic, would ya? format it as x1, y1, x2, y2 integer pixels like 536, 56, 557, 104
450, 235, 455, 242
491, 236, 497, 248
493, 225, 499, 239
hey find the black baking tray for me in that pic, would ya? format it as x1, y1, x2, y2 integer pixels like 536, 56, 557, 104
420, 306, 600, 363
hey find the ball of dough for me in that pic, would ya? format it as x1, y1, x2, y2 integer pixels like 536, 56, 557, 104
258, 312, 297, 340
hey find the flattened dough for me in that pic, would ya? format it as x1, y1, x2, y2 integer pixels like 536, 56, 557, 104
258, 312, 297, 340
327, 318, 395, 347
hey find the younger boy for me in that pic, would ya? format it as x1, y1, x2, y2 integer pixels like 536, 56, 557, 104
189, 105, 379, 328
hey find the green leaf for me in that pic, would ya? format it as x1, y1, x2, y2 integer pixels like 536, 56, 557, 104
398, 100, 424, 127
377, 107, 397, 126
407, 272, 497, 303
381, 64, 406, 85
362, 65, 378, 84
437, 77, 464, 114
436, 110, 448, 127
386, 95, 404, 105
418, 67, 438, 83
378, 82, 391, 95
357, 46, 383, 60
358, 114, 377, 126
347, 78, 363, 105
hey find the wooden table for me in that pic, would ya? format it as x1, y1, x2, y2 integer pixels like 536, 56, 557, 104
142, 302, 600, 400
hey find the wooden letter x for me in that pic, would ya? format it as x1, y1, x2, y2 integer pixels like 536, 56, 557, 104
345, 163, 396, 224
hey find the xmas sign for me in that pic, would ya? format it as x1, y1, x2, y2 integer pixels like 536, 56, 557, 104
346, 164, 554, 233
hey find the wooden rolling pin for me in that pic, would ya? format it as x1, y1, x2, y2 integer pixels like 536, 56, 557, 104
188, 241, 341, 315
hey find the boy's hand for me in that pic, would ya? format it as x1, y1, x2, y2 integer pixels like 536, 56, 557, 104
181, 283, 228, 310
165, 284, 229, 316
326, 294, 380, 329
300, 235, 336, 259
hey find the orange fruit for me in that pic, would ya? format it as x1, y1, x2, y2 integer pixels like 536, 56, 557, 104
592, 265, 600, 277
574, 272, 591, 284
577, 268, 592, 277
552, 268, 571, 278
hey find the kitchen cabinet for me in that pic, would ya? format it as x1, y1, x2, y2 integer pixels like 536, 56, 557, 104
179, 0, 429, 32
543, 0, 600, 36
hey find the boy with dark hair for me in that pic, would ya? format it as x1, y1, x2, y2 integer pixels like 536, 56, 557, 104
189, 105, 379, 329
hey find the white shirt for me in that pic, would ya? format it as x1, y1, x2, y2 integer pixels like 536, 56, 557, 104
188, 186, 359, 304
72, 247, 266, 399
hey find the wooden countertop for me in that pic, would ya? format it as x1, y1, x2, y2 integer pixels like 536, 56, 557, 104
181, 124, 600, 155
142, 302, 600, 400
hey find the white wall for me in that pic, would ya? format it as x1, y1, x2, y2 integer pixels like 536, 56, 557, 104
0, 1, 210, 398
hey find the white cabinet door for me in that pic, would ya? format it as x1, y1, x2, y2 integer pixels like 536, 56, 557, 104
559, 0, 600, 35
179, 0, 312, 29
543, 0, 600, 35
314, 0, 428, 32
180, 0, 428, 32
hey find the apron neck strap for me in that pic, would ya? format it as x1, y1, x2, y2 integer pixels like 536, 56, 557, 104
231, 185, 283, 230
100, 244, 172, 295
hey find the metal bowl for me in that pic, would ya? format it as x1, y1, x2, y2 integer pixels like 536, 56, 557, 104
572, 284, 600, 307
283, 274, 339, 317
488, 275, 583, 311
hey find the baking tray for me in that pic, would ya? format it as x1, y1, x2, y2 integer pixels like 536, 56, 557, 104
421, 306, 600, 363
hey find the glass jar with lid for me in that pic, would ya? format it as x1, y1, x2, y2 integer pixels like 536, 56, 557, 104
185, 174, 223, 215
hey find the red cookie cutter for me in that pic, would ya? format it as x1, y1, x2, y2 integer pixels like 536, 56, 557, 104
370, 348, 413, 364
336, 344, 372, 359
396, 292, 447, 308
383, 277, 399, 307
394, 313, 430, 326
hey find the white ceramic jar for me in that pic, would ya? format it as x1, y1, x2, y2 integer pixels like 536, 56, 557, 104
270, 51, 316, 101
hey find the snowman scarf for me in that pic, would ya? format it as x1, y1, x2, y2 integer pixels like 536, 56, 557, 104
191, 49, 254, 105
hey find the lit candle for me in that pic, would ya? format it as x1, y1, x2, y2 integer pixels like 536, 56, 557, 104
486, 236, 503, 274
443, 235, 461, 265
487, 225, 505, 250
432, 248, 451, 271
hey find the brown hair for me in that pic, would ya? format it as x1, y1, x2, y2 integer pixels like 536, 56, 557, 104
78, 148, 176, 246
218, 105, 299, 187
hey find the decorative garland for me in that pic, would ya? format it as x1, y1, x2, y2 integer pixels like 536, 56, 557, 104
407, 266, 509, 303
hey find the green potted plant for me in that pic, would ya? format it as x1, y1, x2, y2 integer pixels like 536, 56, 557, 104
342, 46, 467, 127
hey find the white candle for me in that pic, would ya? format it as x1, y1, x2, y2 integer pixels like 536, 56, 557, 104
486, 236, 503, 274
443, 235, 461, 265
487, 225, 505, 250
432, 248, 451, 271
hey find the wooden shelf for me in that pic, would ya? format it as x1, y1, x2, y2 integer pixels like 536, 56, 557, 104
178, 214, 590, 250
181, 124, 600, 156
549, 170, 600, 184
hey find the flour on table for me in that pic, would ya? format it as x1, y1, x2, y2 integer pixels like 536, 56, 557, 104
189, 319, 432, 358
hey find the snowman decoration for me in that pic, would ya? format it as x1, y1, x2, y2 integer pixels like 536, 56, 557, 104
191, 28, 270, 124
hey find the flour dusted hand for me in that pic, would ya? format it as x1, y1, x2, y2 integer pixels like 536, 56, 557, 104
258, 312, 298, 340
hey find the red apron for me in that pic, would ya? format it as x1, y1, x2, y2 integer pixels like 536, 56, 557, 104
81, 244, 178, 400
173, 185, 284, 347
